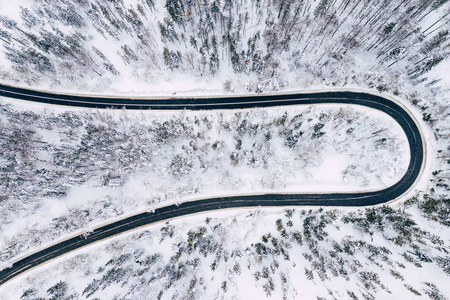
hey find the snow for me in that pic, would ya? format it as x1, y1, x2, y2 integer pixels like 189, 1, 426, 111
0, 0, 449, 298
309, 154, 350, 189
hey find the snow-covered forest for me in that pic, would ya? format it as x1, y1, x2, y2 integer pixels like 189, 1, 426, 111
0, 100, 409, 269
0, 0, 449, 97
0, 0, 449, 299
2, 195, 449, 299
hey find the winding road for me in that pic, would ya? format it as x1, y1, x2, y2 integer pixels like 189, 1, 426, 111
0, 84, 425, 286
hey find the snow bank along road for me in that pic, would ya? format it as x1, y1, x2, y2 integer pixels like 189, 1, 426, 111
0, 84, 425, 286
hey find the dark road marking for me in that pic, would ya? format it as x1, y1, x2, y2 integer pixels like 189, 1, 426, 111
0, 84, 425, 286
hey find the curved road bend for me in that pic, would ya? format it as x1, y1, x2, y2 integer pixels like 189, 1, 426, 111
0, 84, 424, 286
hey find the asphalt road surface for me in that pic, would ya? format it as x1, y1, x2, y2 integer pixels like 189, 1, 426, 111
0, 84, 424, 286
